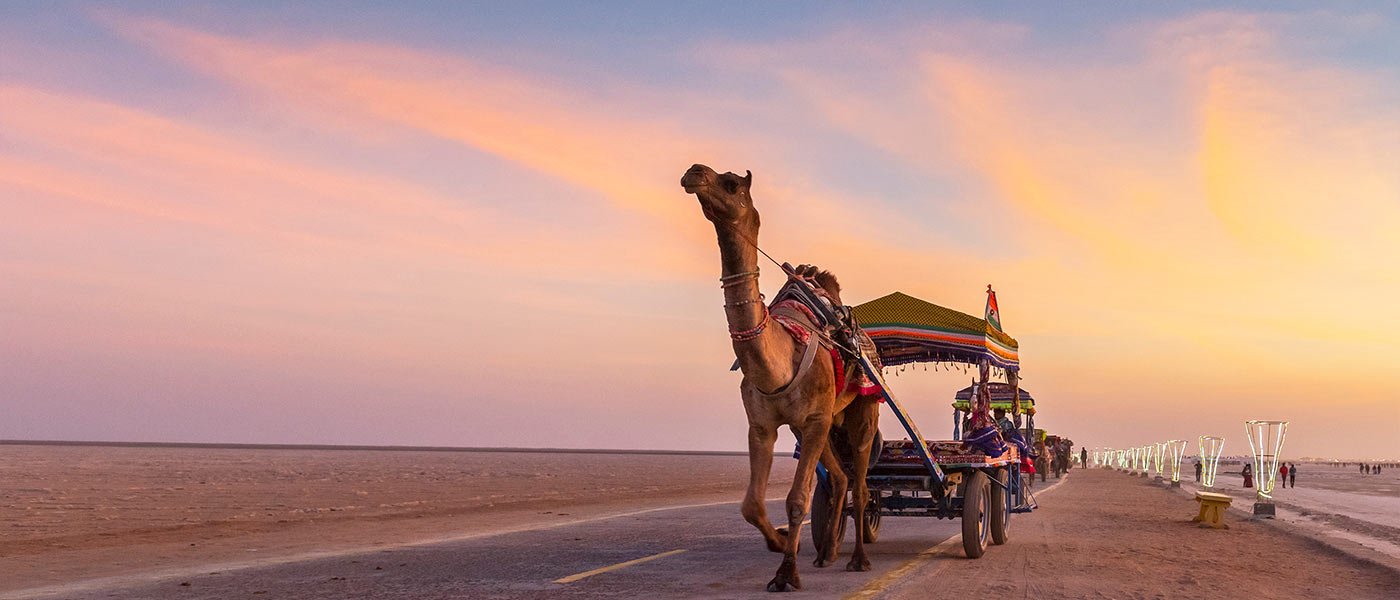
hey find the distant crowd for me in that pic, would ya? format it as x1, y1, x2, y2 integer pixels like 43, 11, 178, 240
1337, 462, 1393, 475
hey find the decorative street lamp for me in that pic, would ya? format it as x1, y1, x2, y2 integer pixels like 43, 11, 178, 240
1139, 445, 1150, 478
1198, 436, 1225, 489
1152, 442, 1167, 482
1246, 420, 1289, 517
1167, 439, 1188, 487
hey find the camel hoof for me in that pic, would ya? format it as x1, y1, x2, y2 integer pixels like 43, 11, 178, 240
767, 559, 800, 592
766, 577, 800, 592
813, 557, 832, 568
846, 556, 872, 572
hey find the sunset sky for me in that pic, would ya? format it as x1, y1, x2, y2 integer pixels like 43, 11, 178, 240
3, 2, 1398, 459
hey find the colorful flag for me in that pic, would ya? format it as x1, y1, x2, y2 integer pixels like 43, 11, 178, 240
985, 285, 1002, 331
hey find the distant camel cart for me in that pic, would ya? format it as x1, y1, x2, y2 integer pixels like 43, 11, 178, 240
810, 291, 1037, 560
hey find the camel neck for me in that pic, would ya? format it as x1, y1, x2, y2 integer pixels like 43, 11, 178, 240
714, 223, 793, 393
715, 224, 760, 276
715, 224, 763, 324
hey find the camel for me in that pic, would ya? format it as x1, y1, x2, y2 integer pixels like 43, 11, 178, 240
680, 164, 880, 592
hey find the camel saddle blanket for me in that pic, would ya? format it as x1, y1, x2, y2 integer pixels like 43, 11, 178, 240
727, 278, 882, 396
769, 298, 882, 398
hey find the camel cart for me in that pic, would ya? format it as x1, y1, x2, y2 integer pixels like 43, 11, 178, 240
811, 291, 1035, 560
954, 384, 1038, 486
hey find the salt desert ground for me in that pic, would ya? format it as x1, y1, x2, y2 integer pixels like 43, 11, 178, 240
4, 443, 1399, 599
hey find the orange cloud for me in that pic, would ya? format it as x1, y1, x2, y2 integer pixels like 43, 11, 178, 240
0, 84, 712, 281
105, 15, 722, 227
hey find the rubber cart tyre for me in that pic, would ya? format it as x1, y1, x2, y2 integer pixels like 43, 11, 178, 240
962, 470, 990, 558
990, 467, 1010, 545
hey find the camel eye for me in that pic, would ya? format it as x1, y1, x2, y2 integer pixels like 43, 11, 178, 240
721, 178, 738, 194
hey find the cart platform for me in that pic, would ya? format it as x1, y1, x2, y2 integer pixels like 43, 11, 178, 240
878, 439, 1020, 469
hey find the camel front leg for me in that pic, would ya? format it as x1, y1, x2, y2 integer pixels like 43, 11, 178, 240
741, 424, 786, 553
768, 416, 832, 592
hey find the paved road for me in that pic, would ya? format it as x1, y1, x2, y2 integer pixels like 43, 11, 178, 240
25, 480, 1069, 600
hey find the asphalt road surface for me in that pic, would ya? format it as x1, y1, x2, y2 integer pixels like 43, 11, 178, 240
23, 479, 1068, 600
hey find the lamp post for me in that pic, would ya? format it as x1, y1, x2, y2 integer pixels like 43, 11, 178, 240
1199, 436, 1225, 490
1246, 420, 1289, 517
1140, 445, 1150, 478
1152, 442, 1166, 483
1167, 439, 1188, 488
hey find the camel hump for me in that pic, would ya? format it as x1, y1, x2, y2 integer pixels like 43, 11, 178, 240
791, 263, 843, 305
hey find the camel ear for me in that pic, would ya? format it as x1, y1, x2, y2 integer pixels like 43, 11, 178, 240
743, 170, 752, 189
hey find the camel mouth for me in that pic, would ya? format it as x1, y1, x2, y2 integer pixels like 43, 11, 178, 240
680, 164, 716, 193
680, 173, 712, 192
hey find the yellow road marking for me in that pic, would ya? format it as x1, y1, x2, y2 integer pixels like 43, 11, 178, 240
842, 535, 962, 600
553, 549, 688, 584
843, 475, 1073, 599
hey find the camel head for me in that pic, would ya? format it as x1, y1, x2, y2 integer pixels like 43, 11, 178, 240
680, 164, 758, 230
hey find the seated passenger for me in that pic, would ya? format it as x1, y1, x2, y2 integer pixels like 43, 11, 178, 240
994, 408, 1015, 436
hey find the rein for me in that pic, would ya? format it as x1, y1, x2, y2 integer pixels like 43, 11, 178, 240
715, 223, 859, 356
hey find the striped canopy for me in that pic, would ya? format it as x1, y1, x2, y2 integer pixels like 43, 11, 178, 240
952, 383, 1035, 415
853, 291, 1019, 371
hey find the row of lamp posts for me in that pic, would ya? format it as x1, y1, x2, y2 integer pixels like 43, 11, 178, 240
1086, 421, 1289, 517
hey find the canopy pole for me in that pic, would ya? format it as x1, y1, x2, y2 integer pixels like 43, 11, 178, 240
969, 358, 993, 430
1008, 370, 1022, 427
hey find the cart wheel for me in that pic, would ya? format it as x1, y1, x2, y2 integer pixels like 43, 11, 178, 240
862, 491, 881, 543
810, 479, 845, 558
961, 470, 990, 558
990, 467, 1009, 545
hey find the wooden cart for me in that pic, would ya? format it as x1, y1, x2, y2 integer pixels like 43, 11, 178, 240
811, 291, 1038, 559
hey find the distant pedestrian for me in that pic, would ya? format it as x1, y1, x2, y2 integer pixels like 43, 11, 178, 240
1279, 464, 1288, 488
1289, 463, 1297, 488
1242, 463, 1254, 488
1081, 448, 1087, 469
1194, 460, 1202, 482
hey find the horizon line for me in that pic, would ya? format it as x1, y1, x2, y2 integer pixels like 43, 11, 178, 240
0, 439, 753, 457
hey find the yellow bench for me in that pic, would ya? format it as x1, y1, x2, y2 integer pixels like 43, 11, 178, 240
1192, 491, 1233, 529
